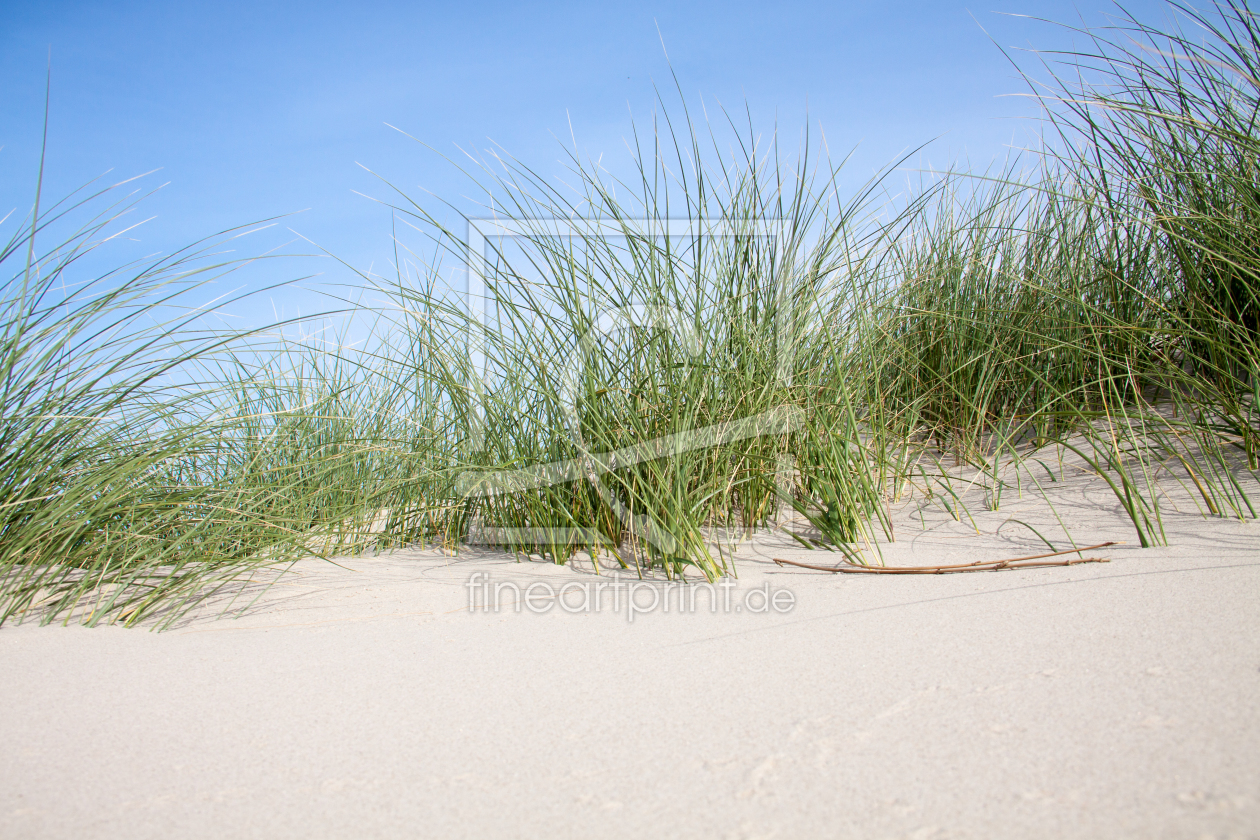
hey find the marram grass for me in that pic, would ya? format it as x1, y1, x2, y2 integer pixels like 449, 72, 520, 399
2, 0, 1257, 626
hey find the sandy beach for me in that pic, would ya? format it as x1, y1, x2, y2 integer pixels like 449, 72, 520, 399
7, 0, 1260, 837
3, 462, 1258, 840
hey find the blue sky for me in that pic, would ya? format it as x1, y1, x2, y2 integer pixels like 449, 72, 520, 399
2, 0, 1173, 328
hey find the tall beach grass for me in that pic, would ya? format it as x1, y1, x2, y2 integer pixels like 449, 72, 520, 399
2, 0, 1257, 626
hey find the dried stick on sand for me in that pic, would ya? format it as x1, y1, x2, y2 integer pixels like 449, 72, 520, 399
772, 542, 1117, 574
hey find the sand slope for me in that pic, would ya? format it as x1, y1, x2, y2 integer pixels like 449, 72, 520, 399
2, 467, 1259, 839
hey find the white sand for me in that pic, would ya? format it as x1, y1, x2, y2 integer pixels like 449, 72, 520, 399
2, 463, 1259, 839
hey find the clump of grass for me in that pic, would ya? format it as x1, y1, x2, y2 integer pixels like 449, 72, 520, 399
368, 98, 911, 577
1025, 0, 1260, 459
0, 163, 313, 626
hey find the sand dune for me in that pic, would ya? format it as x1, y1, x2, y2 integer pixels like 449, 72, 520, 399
3, 464, 1258, 839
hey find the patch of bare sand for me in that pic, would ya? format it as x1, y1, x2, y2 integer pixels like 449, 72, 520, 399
2, 457, 1258, 839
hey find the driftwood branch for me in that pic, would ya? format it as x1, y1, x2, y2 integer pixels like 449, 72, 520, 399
772, 541, 1117, 574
